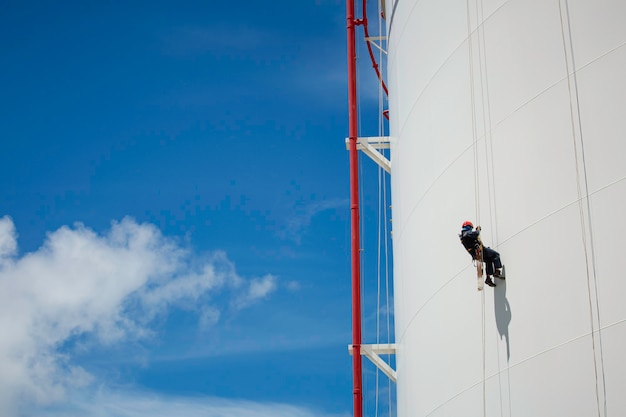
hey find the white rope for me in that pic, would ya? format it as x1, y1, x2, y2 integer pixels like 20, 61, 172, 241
557, 1, 606, 415
466, 2, 487, 416
358, 1, 392, 416
376, 147, 382, 417
466, 0, 480, 227
374, 1, 394, 415
474, 2, 510, 416
482, 289, 486, 415
474, 0, 498, 248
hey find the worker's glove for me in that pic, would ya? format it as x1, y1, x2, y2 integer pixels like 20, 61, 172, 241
476, 225, 481, 231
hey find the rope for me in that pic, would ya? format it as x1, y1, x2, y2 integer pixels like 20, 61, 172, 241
473, 1, 511, 415
474, 0, 498, 248
376, 149, 382, 417
372, 0, 394, 415
466, 3, 487, 416
375, 154, 392, 417
357, 2, 393, 415
374, 0, 393, 413
380, 168, 393, 416
378, 3, 393, 414
466, 0, 480, 226
558, 1, 606, 416
481, 289, 487, 415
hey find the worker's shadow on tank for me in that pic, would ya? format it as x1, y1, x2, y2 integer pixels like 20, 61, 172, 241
494, 279, 512, 361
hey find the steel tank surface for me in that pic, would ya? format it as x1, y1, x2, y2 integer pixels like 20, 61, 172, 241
385, 1, 626, 416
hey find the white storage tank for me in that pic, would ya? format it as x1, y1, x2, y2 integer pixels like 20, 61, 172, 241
385, 0, 626, 415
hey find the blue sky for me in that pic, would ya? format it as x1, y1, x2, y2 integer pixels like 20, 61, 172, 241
0, 1, 392, 416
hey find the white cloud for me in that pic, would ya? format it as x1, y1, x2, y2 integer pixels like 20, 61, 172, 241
0, 216, 277, 416
231, 274, 277, 310
281, 199, 347, 244
39, 389, 350, 417
198, 306, 221, 330
286, 280, 301, 291
0, 216, 17, 262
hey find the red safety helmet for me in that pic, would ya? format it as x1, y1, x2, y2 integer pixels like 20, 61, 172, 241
462, 221, 473, 229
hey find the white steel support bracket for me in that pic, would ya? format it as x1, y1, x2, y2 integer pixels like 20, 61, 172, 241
365, 36, 388, 55
345, 136, 391, 174
348, 343, 397, 383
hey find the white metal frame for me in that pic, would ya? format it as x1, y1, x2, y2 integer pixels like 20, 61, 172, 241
348, 343, 397, 382
345, 136, 391, 173
345, 135, 395, 383
365, 36, 388, 55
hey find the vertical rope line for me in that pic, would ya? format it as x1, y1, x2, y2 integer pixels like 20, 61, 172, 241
480, 4, 499, 250
467, 0, 480, 225
382, 143, 393, 417
467, 2, 486, 417
562, 3, 607, 415
473, 0, 494, 247
376, 157, 383, 417
383, 153, 392, 417
482, 290, 487, 417
371, 1, 391, 415
557, 1, 604, 416
376, 1, 394, 414
475, 0, 498, 248
476, 1, 508, 415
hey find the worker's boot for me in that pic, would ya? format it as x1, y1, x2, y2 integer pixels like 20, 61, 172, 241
494, 266, 505, 279
485, 277, 496, 287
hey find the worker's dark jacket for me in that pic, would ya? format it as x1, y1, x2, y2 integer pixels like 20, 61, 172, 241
460, 229, 481, 260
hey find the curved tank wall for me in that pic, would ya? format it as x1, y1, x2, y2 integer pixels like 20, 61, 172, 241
385, 0, 626, 416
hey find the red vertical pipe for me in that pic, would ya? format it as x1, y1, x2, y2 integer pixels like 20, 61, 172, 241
346, 1, 363, 417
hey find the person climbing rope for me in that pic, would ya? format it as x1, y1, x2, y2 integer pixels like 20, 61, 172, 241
459, 221, 504, 287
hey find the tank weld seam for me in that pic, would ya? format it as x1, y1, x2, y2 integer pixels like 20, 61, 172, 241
394, 141, 475, 242
397, 175, 625, 342
387, 0, 423, 45
487, 40, 626, 139
494, 175, 626, 249
396, 10, 495, 137
422, 318, 626, 417
394, 43, 626, 243
395, 24, 625, 144
390, 0, 512, 42
396, 266, 468, 342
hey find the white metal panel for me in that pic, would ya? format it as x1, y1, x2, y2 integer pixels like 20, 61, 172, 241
479, 0, 507, 19
390, 45, 473, 242
602, 322, 626, 414
592, 181, 626, 326
391, 0, 468, 133
489, 80, 579, 235
482, 0, 566, 129
496, 207, 592, 361
575, 46, 626, 192
507, 337, 600, 417
567, 0, 626, 69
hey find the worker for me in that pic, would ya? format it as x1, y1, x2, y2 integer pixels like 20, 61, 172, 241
459, 221, 504, 287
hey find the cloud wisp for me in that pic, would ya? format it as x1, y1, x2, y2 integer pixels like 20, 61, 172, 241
0, 216, 276, 416
280, 198, 347, 244
40, 389, 351, 417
